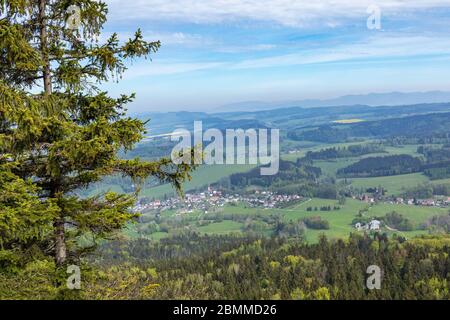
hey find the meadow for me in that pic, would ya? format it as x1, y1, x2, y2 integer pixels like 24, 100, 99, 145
126, 140, 450, 243
128, 196, 449, 243
345, 173, 430, 195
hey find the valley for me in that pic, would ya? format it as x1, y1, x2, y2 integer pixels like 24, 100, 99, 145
87, 103, 450, 245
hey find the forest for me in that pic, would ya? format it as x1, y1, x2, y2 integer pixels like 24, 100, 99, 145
337, 155, 423, 178
305, 144, 385, 160
2, 233, 450, 300
288, 112, 450, 143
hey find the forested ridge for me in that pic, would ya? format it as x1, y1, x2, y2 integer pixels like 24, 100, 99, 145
289, 112, 450, 143
2, 234, 449, 300
337, 155, 423, 177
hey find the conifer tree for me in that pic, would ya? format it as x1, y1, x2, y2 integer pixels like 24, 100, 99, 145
0, 0, 193, 267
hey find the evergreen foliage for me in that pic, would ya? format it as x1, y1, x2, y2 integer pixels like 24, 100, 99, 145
0, 0, 194, 270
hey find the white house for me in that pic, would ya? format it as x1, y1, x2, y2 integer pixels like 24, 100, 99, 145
369, 220, 381, 231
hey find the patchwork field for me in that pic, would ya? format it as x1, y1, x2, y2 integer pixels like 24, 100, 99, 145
123, 139, 449, 244
344, 173, 430, 195
128, 196, 449, 244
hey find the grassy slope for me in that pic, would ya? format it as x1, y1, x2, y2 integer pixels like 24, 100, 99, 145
345, 173, 429, 195
197, 221, 244, 235
129, 197, 449, 243
128, 141, 448, 242
140, 164, 256, 199
311, 144, 434, 195
283, 198, 366, 242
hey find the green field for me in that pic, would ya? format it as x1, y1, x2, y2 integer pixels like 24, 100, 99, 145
344, 173, 430, 195
312, 143, 428, 178
129, 196, 449, 243
197, 221, 244, 235
281, 140, 378, 162
283, 198, 448, 242
282, 198, 367, 242
126, 140, 449, 243
149, 231, 169, 241
314, 158, 358, 177
432, 177, 450, 185
368, 203, 448, 226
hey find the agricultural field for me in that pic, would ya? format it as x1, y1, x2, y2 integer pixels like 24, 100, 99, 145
282, 198, 366, 242
285, 198, 449, 242
197, 221, 244, 235
128, 197, 449, 244
432, 177, 450, 185
281, 140, 377, 162
368, 203, 448, 226
344, 173, 430, 195
124, 139, 449, 244
313, 143, 428, 178
332, 119, 365, 124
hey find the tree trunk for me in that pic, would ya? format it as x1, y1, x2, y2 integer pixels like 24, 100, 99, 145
39, 0, 52, 95
39, 0, 66, 266
54, 218, 67, 266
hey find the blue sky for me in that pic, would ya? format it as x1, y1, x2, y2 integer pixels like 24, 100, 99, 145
101, 0, 450, 112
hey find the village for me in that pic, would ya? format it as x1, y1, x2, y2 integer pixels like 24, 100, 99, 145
133, 187, 304, 214
354, 193, 450, 208
133, 184, 450, 217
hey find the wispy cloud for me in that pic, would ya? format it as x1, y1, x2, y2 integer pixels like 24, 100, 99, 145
100, 1, 450, 111
232, 34, 450, 69
124, 61, 224, 78
105, 0, 450, 27
99, 30, 211, 47
124, 34, 450, 76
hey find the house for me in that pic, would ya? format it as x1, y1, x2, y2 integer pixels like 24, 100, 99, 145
361, 194, 375, 204
355, 223, 363, 231
369, 220, 381, 231
418, 199, 435, 206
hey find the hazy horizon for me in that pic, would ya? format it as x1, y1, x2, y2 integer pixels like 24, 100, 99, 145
127, 90, 450, 115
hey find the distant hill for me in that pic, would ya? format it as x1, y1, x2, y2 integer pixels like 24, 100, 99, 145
135, 102, 450, 138
289, 111, 450, 143
218, 91, 450, 112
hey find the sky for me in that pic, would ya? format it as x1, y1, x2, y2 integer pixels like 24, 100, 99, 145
100, 0, 450, 112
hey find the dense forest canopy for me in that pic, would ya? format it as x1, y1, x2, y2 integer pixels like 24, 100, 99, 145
2, 233, 450, 300
289, 112, 450, 143
337, 155, 423, 178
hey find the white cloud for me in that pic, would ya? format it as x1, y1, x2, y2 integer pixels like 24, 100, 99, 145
214, 43, 276, 53
105, 0, 450, 27
232, 34, 450, 69
98, 30, 210, 47
120, 33, 450, 77
124, 61, 224, 77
